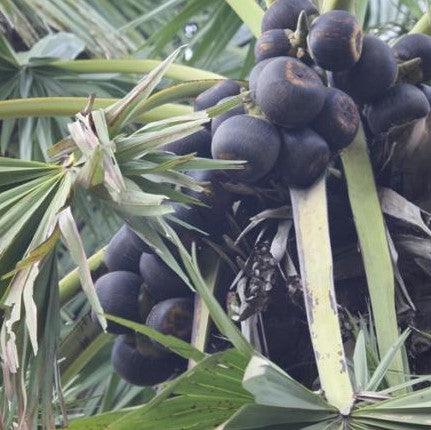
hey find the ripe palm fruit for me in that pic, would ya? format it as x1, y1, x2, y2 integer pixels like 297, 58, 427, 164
255, 29, 296, 63
332, 35, 397, 103
249, 58, 275, 101
187, 169, 233, 217
261, 0, 318, 32
211, 114, 281, 183
104, 225, 150, 273
393, 33, 431, 81
308, 10, 363, 71
161, 129, 211, 157
185, 170, 234, 237
194, 79, 241, 111
146, 298, 194, 352
111, 336, 185, 386
312, 88, 360, 151
279, 128, 330, 188
365, 83, 430, 135
419, 84, 431, 104
211, 98, 246, 136
139, 252, 190, 302
94, 271, 142, 334
256, 57, 326, 128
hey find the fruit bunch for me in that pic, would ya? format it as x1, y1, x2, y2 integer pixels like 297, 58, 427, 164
93, 225, 195, 386
95, 0, 431, 387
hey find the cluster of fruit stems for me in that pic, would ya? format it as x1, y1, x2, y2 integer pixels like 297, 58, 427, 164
4, 0, 430, 415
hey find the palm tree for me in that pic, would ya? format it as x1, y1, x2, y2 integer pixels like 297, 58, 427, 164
0, 0, 431, 428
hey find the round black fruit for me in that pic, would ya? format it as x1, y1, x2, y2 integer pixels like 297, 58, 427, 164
94, 271, 142, 335
366, 83, 430, 135
104, 225, 150, 273
332, 35, 397, 103
255, 29, 295, 63
146, 298, 194, 351
261, 0, 318, 32
249, 58, 275, 101
139, 252, 190, 302
279, 128, 330, 188
393, 33, 431, 81
308, 10, 363, 71
211, 97, 246, 136
111, 336, 185, 386
181, 170, 233, 239
419, 84, 431, 104
211, 114, 281, 183
256, 57, 326, 128
186, 169, 234, 220
161, 128, 211, 157
194, 80, 241, 112
312, 88, 359, 151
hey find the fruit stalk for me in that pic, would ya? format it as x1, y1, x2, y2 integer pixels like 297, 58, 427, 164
0, 97, 191, 122
49, 59, 224, 81
321, 0, 355, 14
410, 9, 431, 35
291, 180, 354, 414
224, 0, 263, 38
59, 248, 105, 306
341, 125, 405, 387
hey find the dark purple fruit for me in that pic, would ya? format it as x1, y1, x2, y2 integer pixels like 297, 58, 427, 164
419, 83, 431, 104
184, 170, 234, 237
186, 170, 233, 217
139, 252, 190, 302
332, 35, 397, 103
279, 128, 330, 188
393, 33, 431, 81
211, 114, 281, 183
312, 88, 359, 151
249, 58, 276, 101
255, 29, 295, 63
194, 80, 241, 111
161, 129, 211, 157
111, 336, 185, 386
211, 98, 246, 136
366, 83, 430, 135
104, 225, 150, 273
94, 271, 142, 335
256, 57, 326, 128
308, 10, 363, 71
146, 298, 193, 352
261, 0, 318, 32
